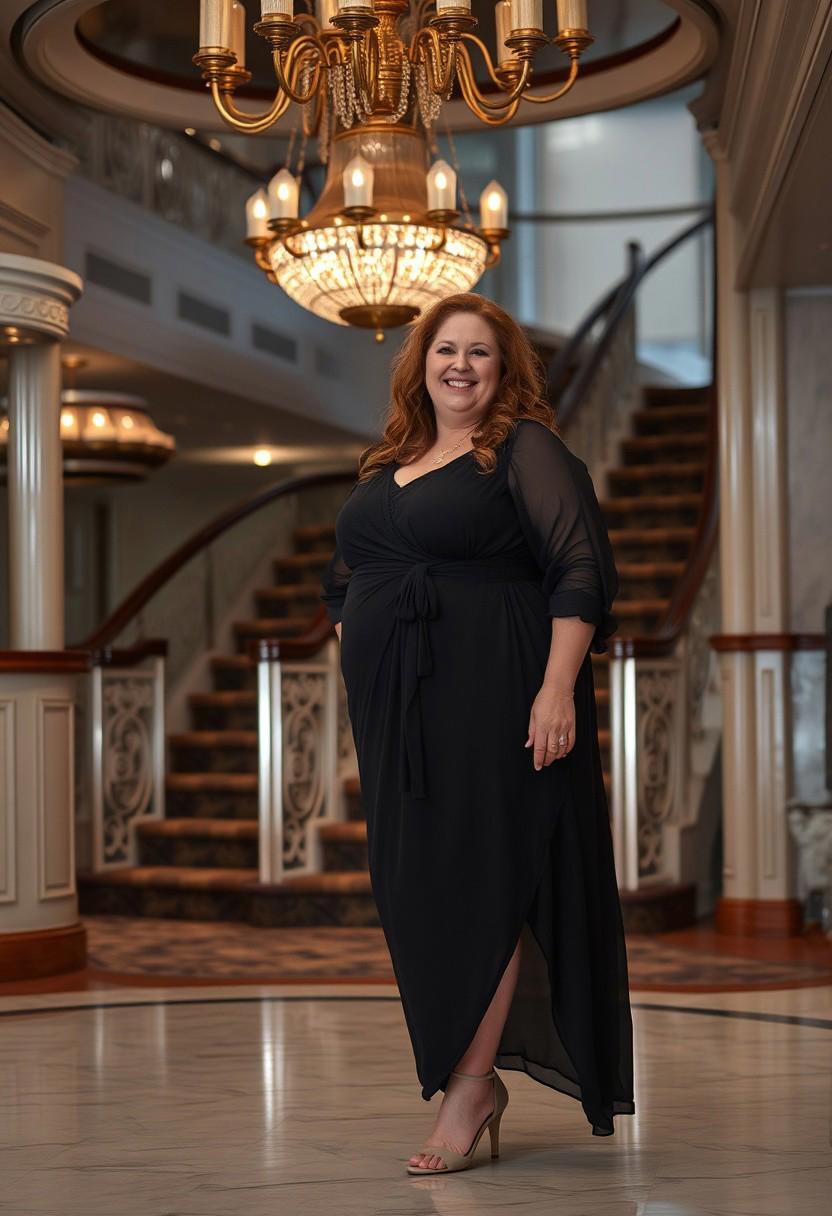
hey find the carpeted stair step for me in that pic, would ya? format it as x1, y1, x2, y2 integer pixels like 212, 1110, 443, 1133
255, 583, 323, 619
608, 462, 706, 496
189, 690, 257, 732
602, 494, 702, 528
343, 774, 364, 821
642, 385, 710, 409
318, 820, 368, 872
613, 598, 669, 632
168, 730, 258, 774
607, 526, 696, 562
621, 434, 708, 466
633, 404, 709, 434
210, 655, 257, 692
615, 561, 685, 600
249, 870, 379, 928
273, 552, 332, 582
233, 616, 310, 651
166, 772, 258, 819
293, 523, 336, 554
136, 817, 259, 869
77, 865, 258, 921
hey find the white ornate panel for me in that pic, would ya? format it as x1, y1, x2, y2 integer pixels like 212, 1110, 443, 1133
0, 700, 16, 904
36, 698, 75, 900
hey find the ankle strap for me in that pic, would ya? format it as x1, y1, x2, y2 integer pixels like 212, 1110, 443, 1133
450, 1069, 495, 1081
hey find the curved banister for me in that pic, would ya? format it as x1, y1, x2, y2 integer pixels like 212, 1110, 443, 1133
78, 467, 357, 651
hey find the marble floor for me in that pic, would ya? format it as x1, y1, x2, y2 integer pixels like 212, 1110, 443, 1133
0, 980, 830, 1216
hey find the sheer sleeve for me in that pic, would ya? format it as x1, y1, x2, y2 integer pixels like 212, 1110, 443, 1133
320, 545, 353, 625
507, 419, 618, 653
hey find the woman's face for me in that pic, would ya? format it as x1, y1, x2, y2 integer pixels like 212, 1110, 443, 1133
424, 312, 501, 425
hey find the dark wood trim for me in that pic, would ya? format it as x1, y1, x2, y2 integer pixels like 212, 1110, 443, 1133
0, 650, 91, 674
710, 633, 826, 653
90, 639, 169, 668
247, 608, 335, 662
0, 922, 87, 982
715, 897, 805, 939
78, 469, 356, 651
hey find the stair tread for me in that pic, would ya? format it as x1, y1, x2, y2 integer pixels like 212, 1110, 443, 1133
318, 821, 368, 841
623, 433, 708, 451
275, 553, 332, 568
211, 655, 255, 670
603, 495, 701, 512
256, 583, 322, 600
276, 870, 372, 893
616, 561, 685, 577
634, 405, 709, 424
79, 865, 259, 889
608, 526, 696, 542
613, 599, 669, 615
293, 524, 336, 540
169, 730, 258, 747
136, 818, 259, 839
233, 617, 310, 635
188, 691, 257, 708
166, 773, 257, 791
610, 461, 706, 479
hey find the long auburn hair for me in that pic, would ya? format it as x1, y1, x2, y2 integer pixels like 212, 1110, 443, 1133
355, 293, 556, 483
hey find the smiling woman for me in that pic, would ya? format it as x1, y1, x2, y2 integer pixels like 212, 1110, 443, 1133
320, 292, 634, 1176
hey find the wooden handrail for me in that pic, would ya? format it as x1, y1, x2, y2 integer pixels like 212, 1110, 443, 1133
551, 206, 719, 661
78, 467, 357, 651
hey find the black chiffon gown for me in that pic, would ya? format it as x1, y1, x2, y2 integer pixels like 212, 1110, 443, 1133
320, 418, 635, 1136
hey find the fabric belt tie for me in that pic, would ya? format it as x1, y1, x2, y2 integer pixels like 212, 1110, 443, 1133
389, 557, 540, 801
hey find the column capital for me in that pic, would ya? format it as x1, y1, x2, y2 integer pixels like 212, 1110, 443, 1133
0, 254, 83, 344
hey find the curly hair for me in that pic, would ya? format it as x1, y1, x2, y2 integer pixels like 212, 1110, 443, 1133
355, 292, 556, 483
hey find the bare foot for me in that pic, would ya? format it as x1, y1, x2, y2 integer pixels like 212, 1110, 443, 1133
408, 1073, 495, 1171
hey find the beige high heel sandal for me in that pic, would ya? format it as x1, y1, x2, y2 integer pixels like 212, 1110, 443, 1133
405, 1068, 509, 1175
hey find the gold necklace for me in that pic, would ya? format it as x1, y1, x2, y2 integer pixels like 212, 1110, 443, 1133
432, 424, 479, 465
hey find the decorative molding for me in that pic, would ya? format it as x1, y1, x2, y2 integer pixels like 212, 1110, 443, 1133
0, 99, 78, 180
36, 697, 75, 901
749, 288, 788, 631
0, 699, 16, 905
0, 199, 50, 254
715, 895, 803, 938
0, 254, 83, 342
710, 633, 825, 652
0, 921, 87, 983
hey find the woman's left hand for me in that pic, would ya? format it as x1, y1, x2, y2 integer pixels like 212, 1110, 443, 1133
525, 686, 576, 770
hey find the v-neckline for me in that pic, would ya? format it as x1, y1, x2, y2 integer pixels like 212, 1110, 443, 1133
391, 448, 476, 491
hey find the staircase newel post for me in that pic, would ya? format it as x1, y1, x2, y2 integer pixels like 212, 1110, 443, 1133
257, 642, 284, 884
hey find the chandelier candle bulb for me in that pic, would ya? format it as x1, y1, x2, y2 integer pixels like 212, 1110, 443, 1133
495, 0, 513, 62
261, 0, 293, 15
316, 0, 339, 25
336, 0, 374, 9
230, 1, 246, 66
510, 0, 543, 31
267, 168, 300, 219
246, 188, 270, 238
480, 180, 508, 230
343, 154, 374, 208
556, 0, 588, 30
199, 0, 233, 47
437, 0, 472, 11
427, 160, 457, 212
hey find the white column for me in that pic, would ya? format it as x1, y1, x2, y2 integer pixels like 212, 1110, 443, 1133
8, 342, 64, 648
0, 255, 84, 981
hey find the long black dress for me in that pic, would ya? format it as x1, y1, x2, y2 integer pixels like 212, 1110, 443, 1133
320, 418, 635, 1136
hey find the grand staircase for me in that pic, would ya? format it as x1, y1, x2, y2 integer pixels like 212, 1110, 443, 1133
78, 383, 710, 927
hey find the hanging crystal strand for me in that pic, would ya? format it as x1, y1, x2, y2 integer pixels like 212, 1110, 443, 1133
319, 78, 331, 163
415, 61, 443, 128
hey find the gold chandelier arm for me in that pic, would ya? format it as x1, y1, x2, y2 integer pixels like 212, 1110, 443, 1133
273, 39, 324, 105
460, 32, 509, 90
484, 241, 502, 269
519, 54, 579, 104
455, 46, 529, 118
350, 31, 379, 113
410, 27, 456, 97
209, 79, 292, 132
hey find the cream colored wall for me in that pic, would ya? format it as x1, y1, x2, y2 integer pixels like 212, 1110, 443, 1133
0, 104, 75, 259
785, 289, 832, 634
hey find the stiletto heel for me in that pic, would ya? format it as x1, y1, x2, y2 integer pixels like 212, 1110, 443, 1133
405, 1068, 509, 1175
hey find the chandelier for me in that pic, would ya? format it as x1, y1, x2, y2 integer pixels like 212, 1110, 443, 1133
1, 387, 175, 485
194, 0, 593, 333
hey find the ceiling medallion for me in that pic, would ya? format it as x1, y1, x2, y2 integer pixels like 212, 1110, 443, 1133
194, 0, 594, 334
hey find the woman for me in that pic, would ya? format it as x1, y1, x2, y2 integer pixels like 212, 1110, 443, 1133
320, 293, 635, 1175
